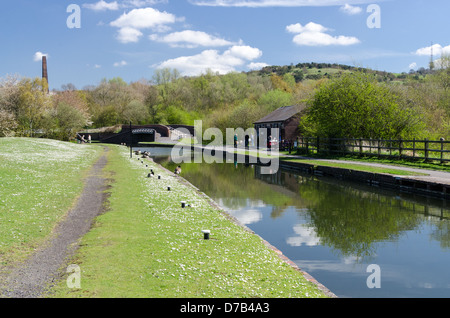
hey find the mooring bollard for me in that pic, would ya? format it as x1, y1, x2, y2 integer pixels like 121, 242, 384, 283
167, 186, 171, 191
202, 230, 210, 240
181, 201, 186, 208
158, 175, 161, 179
147, 173, 152, 178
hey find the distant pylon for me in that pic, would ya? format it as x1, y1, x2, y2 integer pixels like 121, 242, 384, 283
430, 41, 435, 71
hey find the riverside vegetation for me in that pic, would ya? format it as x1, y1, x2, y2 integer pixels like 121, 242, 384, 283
1, 59, 449, 142
0, 138, 328, 298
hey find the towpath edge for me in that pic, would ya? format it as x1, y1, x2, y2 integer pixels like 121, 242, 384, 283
0, 148, 109, 298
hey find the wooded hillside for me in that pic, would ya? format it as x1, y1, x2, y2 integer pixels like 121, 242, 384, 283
1, 59, 449, 140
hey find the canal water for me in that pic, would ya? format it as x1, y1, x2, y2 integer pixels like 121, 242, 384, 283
140, 147, 450, 298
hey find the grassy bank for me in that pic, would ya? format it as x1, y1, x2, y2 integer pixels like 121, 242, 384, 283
285, 152, 450, 172
0, 138, 103, 268
49, 144, 328, 298
279, 157, 430, 176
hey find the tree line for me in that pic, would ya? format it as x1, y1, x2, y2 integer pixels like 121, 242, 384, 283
0, 58, 449, 141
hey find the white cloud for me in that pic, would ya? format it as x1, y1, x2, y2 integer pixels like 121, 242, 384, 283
339, 4, 362, 15
83, 0, 167, 10
286, 224, 321, 247
247, 62, 269, 70
415, 43, 450, 56
110, 8, 178, 29
110, 7, 182, 43
286, 22, 360, 46
155, 45, 263, 76
122, 0, 168, 7
227, 45, 262, 60
409, 62, 417, 70
116, 27, 143, 43
33, 52, 48, 62
114, 60, 128, 67
286, 22, 328, 33
149, 30, 235, 48
82, 0, 119, 11
190, 0, 375, 7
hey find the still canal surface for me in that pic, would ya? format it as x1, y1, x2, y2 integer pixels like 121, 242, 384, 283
140, 147, 450, 298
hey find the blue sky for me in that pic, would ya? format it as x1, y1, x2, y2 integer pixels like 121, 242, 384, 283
1, 0, 448, 90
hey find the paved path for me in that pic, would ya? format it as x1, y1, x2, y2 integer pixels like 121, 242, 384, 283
0, 150, 109, 298
306, 158, 450, 185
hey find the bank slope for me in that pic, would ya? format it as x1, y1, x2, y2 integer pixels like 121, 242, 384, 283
49, 145, 330, 298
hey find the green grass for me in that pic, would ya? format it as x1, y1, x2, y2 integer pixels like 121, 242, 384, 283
280, 157, 429, 176
287, 151, 450, 172
0, 138, 103, 267
49, 145, 328, 298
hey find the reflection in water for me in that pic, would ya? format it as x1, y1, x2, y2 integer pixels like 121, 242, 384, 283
142, 147, 450, 298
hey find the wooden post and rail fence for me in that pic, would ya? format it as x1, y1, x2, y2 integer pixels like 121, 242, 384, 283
296, 137, 450, 164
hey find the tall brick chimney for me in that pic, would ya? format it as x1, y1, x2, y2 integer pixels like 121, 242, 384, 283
42, 56, 49, 93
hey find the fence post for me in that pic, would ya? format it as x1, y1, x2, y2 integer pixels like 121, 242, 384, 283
317, 136, 320, 154
306, 137, 309, 154
377, 139, 381, 158
440, 137, 445, 164
359, 138, 363, 156
424, 138, 429, 162
328, 137, 331, 155
413, 138, 416, 158
399, 138, 402, 159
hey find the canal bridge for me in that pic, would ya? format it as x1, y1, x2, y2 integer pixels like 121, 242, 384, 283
79, 124, 194, 145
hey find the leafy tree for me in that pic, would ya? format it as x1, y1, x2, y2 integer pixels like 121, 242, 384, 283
52, 102, 89, 141
270, 74, 292, 93
15, 78, 51, 136
122, 100, 149, 124
257, 89, 293, 113
0, 109, 17, 137
0, 75, 20, 136
95, 105, 120, 127
300, 72, 423, 139
227, 99, 259, 129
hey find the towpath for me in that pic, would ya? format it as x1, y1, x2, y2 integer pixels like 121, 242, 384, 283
0, 149, 109, 298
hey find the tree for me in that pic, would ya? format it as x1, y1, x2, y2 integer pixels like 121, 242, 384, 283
15, 78, 51, 136
0, 109, 18, 137
300, 71, 423, 139
0, 75, 21, 136
52, 90, 90, 123
53, 102, 89, 140
227, 99, 259, 129
122, 100, 149, 124
257, 89, 293, 113
270, 74, 292, 93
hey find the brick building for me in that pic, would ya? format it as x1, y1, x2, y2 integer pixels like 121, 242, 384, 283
253, 105, 306, 147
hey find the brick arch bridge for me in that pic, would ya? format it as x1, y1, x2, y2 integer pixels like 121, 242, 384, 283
80, 124, 194, 145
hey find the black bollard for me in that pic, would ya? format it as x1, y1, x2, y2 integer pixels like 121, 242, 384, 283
202, 230, 210, 240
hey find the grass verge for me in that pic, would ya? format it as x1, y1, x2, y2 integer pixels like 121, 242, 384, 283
49, 145, 328, 298
285, 152, 450, 172
280, 157, 430, 176
0, 138, 103, 268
